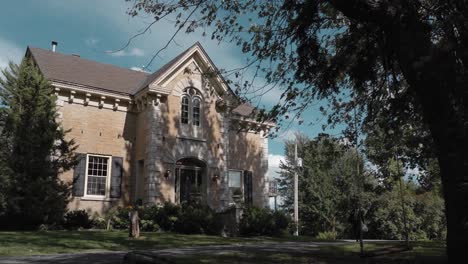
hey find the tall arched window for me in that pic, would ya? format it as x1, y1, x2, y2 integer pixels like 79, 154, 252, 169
192, 97, 201, 126
180, 87, 202, 127
181, 96, 189, 124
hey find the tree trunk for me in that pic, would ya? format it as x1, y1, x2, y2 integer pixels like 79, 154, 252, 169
327, 1, 466, 258
129, 210, 140, 238
394, 22, 466, 261
416, 85, 466, 261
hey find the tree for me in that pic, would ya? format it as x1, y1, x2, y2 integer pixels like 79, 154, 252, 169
0, 59, 77, 229
125, 0, 466, 257
279, 133, 375, 237
280, 134, 343, 236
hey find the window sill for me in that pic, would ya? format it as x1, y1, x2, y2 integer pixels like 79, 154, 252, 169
177, 136, 207, 142
80, 196, 119, 202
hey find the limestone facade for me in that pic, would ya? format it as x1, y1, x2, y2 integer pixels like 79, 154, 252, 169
35, 43, 273, 214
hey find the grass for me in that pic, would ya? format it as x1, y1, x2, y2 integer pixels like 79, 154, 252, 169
0, 231, 447, 263
168, 241, 447, 264
0, 230, 315, 256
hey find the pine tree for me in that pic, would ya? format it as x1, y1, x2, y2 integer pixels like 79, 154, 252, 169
0, 58, 77, 229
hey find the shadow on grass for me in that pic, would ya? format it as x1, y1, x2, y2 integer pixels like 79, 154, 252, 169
0, 230, 296, 256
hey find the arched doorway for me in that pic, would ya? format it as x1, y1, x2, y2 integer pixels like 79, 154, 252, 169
175, 157, 206, 203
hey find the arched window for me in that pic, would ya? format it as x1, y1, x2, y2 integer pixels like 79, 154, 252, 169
180, 87, 202, 127
181, 96, 189, 124
192, 97, 201, 126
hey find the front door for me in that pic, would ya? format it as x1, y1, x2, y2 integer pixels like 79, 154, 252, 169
175, 167, 203, 203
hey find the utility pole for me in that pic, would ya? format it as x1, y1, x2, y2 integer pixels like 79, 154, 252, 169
353, 105, 364, 256
294, 143, 299, 236
395, 151, 410, 248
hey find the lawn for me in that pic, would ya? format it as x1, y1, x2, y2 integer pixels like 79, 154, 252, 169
0, 230, 310, 256
164, 241, 447, 264
0, 231, 447, 263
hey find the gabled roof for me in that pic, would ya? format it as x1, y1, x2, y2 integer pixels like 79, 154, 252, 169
134, 43, 197, 94
28, 43, 259, 119
28, 47, 149, 95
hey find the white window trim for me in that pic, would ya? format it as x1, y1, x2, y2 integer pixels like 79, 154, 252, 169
228, 169, 243, 190
192, 96, 202, 127
83, 154, 112, 200
181, 95, 190, 124
179, 88, 203, 128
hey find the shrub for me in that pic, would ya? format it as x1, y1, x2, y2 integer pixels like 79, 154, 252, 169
99, 202, 224, 235
140, 219, 160, 232
63, 210, 92, 230
155, 203, 181, 232
91, 215, 107, 230
239, 207, 291, 236
174, 202, 223, 235
316, 231, 337, 240
110, 206, 131, 230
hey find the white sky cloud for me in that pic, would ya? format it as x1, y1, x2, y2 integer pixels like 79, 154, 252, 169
0, 38, 22, 78
273, 128, 298, 143
269, 154, 285, 168
107, 47, 145, 57
130, 66, 150, 73
258, 86, 283, 106
84, 38, 100, 47
268, 154, 285, 179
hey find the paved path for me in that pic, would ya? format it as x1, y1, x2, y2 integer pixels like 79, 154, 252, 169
0, 251, 127, 264
0, 241, 390, 264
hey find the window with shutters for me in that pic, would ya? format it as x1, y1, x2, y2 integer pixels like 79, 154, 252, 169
84, 154, 111, 197
228, 170, 242, 189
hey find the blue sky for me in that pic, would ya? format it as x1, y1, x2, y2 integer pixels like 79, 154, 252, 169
0, 0, 343, 178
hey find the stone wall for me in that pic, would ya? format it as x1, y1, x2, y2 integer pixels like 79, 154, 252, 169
55, 58, 269, 214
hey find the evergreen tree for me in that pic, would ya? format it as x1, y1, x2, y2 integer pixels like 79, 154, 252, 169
278, 133, 375, 237
0, 58, 77, 229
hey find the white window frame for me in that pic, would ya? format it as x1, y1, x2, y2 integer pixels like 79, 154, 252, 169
192, 96, 202, 127
181, 95, 190, 124
83, 154, 112, 200
228, 170, 243, 190
179, 87, 203, 128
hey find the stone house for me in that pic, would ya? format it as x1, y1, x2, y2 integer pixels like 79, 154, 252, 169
25, 42, 273, 214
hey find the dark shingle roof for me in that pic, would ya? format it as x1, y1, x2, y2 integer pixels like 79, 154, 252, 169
29, 47, 149, 95
29, 44, 199, 96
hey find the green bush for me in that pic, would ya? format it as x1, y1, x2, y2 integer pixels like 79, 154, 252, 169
94, 202, 224, 235
239, 207, 291, 236
174, 202, 224, 235
155, 203, 181, 232
316, 231, 337, 240
111, 206, 131, 230
62, 210, 92, 230
91, 214, 107, 230
140, 219, 160, 232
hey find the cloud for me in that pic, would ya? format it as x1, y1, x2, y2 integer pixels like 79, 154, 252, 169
0, 38, 23, 77
268, 154, 285, 179
85, 38, 100, 47
273, 128, 298, 143
269, 154, 285, 168
130, 66, 150, 73
107, 47, 145, 57
258, 86, 284, 106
